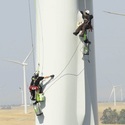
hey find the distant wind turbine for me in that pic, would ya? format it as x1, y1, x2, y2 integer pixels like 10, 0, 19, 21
4, 49, 33, 114
109, 85, 123, 106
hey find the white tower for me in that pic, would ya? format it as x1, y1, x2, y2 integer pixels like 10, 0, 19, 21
34, 0, 98, 125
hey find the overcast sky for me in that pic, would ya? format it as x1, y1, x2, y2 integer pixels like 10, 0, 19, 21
0, 0, 35, 105
0, 0, 125, 105
94, 0, 125, 101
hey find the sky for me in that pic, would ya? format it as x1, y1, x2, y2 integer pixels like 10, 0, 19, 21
0, 0, 35, 105
93, 0, 125, 101
0, 0, 125, 105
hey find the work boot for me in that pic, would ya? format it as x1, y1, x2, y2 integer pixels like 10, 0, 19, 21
87, 41, 91, 44
73, 32, 78, 36
30, 96, 35, 101
84, 39, 91, 44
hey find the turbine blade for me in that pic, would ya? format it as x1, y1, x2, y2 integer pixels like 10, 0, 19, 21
23, 48, 34, 63
103, 11, 125, 16
3, 59, 22, 65
108, 88, 114, 101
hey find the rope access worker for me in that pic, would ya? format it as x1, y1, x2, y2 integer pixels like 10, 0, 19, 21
29, 72, 54, 101
73, 10, 93, 37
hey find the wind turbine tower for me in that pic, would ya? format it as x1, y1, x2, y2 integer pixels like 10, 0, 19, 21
34, 0, 98, 125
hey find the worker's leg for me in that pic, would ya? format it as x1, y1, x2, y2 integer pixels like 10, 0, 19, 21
73, 23, 83, 36
79, 23, 88, 37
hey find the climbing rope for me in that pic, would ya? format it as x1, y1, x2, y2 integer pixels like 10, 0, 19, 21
53, 41, 82, 82
28, 0, 84, 93
28, 0, 45, 73
84, 0, 87, 10
27, 0, 35, 71
44, 68, 84, 93
36, 0, 44, 73
43, 40, 84, 92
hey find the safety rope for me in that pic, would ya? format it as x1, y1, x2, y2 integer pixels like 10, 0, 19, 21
40, 39, 83, 93
42, 40, 82, 92
36, 0, 44, 73
28, 0, 45, 73
84, 0, 87, 10
27, 0, 35, 71
28, 1, 84, 93
44, 68, 84, 93
53, 41, 81, 82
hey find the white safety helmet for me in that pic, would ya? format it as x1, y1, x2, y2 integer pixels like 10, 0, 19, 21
34, 71, 39, 78
85, 10, 90, 15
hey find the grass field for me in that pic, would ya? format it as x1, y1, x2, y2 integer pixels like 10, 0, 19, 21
0, 102, 125, 125
0, 106, 35, 125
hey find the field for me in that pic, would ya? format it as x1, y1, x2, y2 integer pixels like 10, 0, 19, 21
0, 102, 125, 125
0, 106, 35, 125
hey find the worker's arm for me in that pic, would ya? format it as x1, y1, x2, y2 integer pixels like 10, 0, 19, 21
44, 75, 54, 79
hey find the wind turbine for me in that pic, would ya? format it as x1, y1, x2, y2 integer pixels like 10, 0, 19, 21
4, 49, 33, 114
109, 86, 117, 106
109, 85, 123, 106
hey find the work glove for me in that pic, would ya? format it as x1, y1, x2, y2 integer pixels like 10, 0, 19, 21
50, 75, 55, 78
